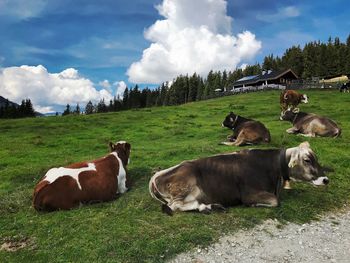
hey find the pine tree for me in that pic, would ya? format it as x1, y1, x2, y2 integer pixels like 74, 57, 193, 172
74, 103, 81, 114
62, 104, 71, 116
24, 99, 35, 117
96, 99, 107, 113
281, 46, 304, 77
122, 88, 129, 109
188, 73, 199, 102
346, 34, 350, 73
85, 101, 94, 114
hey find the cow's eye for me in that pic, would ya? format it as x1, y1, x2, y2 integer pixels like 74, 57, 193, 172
304, 159, 311, 163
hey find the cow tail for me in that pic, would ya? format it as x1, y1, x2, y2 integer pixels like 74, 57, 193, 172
148, 174, 167, 205
149, 174, 173, 215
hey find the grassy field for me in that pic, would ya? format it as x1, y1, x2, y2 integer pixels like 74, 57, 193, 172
0, 90, 349, 262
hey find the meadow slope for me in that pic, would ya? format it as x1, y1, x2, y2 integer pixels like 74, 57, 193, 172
0, 90, 349, 262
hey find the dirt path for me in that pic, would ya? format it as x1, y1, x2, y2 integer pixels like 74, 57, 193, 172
170, 207, 350, 263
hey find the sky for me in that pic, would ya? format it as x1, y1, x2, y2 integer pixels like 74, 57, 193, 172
0, 0, 349, 113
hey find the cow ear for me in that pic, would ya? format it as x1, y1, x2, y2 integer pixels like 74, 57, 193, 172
288, 153, 298, 168
109, 142, 115, 151
124, 142, 131, 152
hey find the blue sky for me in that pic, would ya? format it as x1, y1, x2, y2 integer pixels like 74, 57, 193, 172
0, 0, 349, 112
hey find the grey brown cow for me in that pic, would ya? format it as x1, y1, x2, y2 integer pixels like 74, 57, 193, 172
281, 109, 341, 137
149, 142, 329, 215
221, 112, 271, 146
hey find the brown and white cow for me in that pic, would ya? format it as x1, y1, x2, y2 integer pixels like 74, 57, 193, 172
281, 109, 341, 137
33, 141, 131, 211
280, 90, 308, 116
222, 112, 271, 146
149, 142, 329, 215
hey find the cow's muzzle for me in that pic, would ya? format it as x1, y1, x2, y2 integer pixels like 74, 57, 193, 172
312, 176, 329, 186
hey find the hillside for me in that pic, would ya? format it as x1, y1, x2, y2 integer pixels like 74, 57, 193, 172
0, 90, 349, 262
0, 96, 18, 108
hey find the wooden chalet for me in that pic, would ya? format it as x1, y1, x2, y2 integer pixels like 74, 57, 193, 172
232, 69, 299, 89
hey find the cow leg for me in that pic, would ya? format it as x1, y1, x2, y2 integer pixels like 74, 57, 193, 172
242, 191, 279, 207
220, 142, 236, 146
299, 133, 315, 137
227, 134, 236, 142
169, 200, 212, 213
233, 134, 246, 146
286, 127, 299, 134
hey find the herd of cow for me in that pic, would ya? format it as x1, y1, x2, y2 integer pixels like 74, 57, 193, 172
33, 90, 341, 215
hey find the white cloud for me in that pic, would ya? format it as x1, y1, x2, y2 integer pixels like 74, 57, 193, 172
0, 65, 113, 112
0, 0, 47, 19
256, 6, 300, 22
127, 0, 261, 84
239, 63, 248, 71
34, 105, 55, 114
99, 79, 111, 88
114, 81, 127, 98
98, 79, 112, 93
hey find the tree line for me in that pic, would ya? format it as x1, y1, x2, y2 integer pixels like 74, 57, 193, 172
2, 35, 350, 118
65, 34, 348, 114
0, 99, 36, 119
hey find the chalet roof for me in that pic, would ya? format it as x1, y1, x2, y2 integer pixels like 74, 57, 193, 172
233, 69, 298, 87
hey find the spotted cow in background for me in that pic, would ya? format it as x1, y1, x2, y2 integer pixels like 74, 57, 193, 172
280, 89, 308, 117
33, 141, 131, 211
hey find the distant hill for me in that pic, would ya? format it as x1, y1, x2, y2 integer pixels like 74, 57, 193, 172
0, 95, 44, 117
0, 96, 19, 108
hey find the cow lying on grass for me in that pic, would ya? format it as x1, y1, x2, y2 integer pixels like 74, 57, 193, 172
281, 109, 341, 137
149, 142, 329, 215
33, 141, 131, 211
221, 112, 271, 146
280, 89, 308, 116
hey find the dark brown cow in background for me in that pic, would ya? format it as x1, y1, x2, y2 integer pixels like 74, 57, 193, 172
149, 142, 329, 215
280, 89, 308, 117
33, 141, 131, 211
222, 112, 271, 146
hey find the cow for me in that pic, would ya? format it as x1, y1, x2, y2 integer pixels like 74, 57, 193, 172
280, 90, 308, 117
221, 112, 271, 146
149, 142, 329, 215
339, 83, 349, 93
33, 141, 131, 211
280, 109, 341, 138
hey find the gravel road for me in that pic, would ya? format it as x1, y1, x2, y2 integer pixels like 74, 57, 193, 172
170, 207, 350, 263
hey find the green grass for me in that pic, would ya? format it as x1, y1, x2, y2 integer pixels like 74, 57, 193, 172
0, 90, 349, 262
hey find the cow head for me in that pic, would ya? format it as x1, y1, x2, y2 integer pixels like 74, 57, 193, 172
286, 142, 329, 186
301, 94, 308, 103
222, 112, 238, 129
109, 141, 131, 166
280, 108, 298, 121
